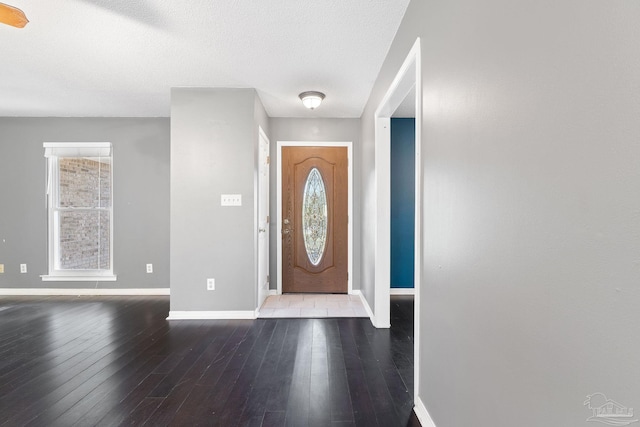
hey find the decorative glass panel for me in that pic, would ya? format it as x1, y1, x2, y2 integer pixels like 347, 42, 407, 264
302, 168, 327, 266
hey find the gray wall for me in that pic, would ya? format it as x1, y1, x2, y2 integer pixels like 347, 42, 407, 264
268, 118, 361, 291
171, 88, 268, 311
0, 118, 170, 289
362, 0, 640, 425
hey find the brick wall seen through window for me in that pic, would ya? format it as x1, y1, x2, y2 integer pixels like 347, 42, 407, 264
58, 157, 111, 270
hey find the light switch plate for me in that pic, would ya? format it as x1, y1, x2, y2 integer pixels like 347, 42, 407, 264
221, 194, 242, 206
20, 264, 27, 273
146, 264, 153, 273
0, 264, 4, 274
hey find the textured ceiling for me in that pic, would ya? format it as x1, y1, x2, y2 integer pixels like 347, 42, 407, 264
0, 0, 410, 118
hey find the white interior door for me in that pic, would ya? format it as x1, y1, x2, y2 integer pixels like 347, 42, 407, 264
257, 128, 270, 308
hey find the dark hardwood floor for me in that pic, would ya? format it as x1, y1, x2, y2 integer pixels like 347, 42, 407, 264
0, 295, 420, 427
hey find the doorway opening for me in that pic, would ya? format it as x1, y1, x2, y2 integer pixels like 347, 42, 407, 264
276, 141, 353, 296
390, 117, 416, 295
373, 38, 421, 398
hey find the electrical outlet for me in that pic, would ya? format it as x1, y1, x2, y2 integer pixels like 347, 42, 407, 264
146, 263, 153, 273
0, 264, 4, 274
207, 278, 215, 290
20, 264, 27, 273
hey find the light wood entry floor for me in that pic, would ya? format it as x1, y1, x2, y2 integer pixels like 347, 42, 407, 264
259, 294, 368, 318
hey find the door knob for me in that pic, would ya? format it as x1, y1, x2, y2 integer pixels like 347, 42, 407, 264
259, 228, 266, 233
284, 218, 290, 225
282, 229, 290, 234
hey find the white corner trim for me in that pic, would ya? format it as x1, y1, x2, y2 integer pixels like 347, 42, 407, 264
390, 288, 415, 295
353, 290, 391, 328
414, 397, 437, 427
351, 290, 378, 326
166, 310, 257, 320
0, 288, 169, 296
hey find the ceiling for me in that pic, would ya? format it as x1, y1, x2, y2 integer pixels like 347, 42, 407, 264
0, 0, 410, 118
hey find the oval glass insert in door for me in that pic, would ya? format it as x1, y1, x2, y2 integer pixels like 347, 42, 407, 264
302, 167, 328, 265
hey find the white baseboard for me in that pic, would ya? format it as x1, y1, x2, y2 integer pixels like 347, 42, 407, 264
351, 290, 377, 325
390, 288, 415, 295
268, 289, 278, 296
41, 275, 117, 282
167, 310, 257, 320
0, 288, 169, 296
352, 290, 390, 328
414, 397, 437, 427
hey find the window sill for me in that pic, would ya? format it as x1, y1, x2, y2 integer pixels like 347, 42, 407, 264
41, 275, 117, 282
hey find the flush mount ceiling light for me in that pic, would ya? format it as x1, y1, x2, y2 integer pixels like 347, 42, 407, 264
299, 91, 325, 110
0, 2, 28, 28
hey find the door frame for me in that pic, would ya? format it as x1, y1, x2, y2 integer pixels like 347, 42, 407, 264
255, 126, 270, 311
276, 141, 353, 295
373, 37, 422, 395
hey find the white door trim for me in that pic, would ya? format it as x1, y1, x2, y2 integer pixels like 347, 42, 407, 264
276, 141, 353, 295
256, 126, 270, 310
373, 38, 422, 400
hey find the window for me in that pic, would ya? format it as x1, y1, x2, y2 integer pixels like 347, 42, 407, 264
42, 142, 115, 281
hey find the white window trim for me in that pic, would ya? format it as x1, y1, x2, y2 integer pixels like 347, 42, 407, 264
41, 142, 116, 282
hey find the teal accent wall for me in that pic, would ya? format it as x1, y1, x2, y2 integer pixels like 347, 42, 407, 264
390, 118, 415, 288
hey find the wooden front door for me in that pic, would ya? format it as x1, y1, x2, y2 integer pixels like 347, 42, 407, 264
282, 146, 348, 293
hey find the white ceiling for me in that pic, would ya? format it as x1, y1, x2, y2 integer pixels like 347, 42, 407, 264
0, 0, 410, 118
